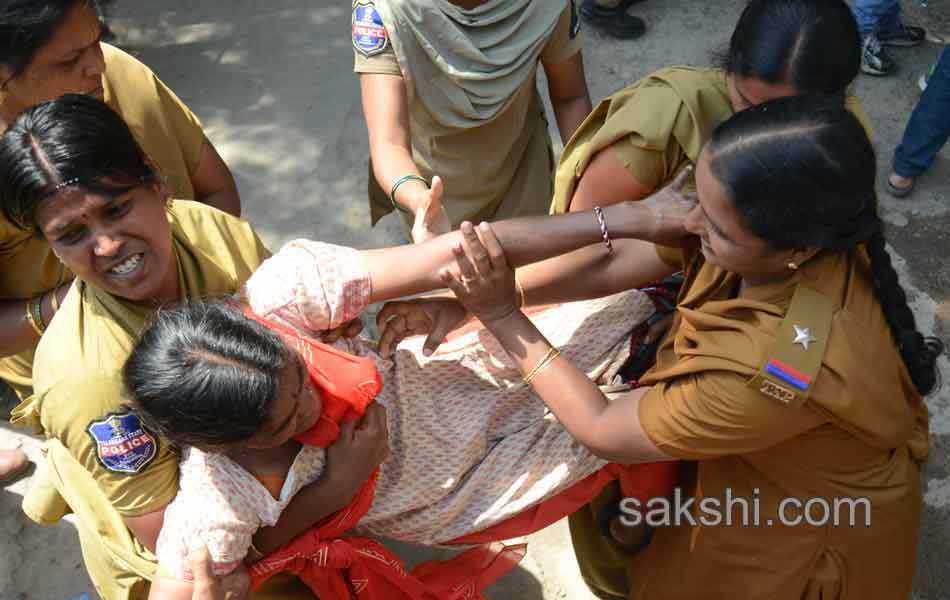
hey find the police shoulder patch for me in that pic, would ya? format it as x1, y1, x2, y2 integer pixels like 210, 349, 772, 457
87, 412, 158, 474
747, 285, 832, 409
352, 1, 389, 57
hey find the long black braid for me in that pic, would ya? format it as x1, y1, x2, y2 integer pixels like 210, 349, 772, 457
708, 95, 943, 395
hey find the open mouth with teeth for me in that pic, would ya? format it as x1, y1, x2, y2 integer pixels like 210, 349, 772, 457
108, 253, 143, 277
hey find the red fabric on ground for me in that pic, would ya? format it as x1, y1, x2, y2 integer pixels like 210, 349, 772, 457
448, 462, 678, 545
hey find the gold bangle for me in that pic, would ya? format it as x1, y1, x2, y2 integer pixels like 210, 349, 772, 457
25, 300, 44, 336
515, 274, 526, 309
524, 348, 560, 383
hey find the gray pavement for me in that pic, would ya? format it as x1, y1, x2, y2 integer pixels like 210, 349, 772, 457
2, 1, 949, 598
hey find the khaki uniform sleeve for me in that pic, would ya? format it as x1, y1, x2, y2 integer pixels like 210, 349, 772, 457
654, 244, 685, 269
540, 2, 583, 65
39, 374, 179, 517
638, 371, 825, 459
152, 76, 206, 177
612, 132, 687, 193
352, 0, 402, 77
353, 40, 401, 76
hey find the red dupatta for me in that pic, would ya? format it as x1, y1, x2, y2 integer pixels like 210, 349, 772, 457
246, 314, 525, 599
245, 311, 678, 598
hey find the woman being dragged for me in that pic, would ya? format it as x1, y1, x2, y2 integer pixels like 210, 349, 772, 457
0, 96, 691, 599
124, 206, 690, 598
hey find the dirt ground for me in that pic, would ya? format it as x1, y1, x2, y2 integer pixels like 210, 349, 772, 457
2, 1, 949, 598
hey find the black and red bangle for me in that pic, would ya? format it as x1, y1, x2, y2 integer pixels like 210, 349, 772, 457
593, 206, 613, 254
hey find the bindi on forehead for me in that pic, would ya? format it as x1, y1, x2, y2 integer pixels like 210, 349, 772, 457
39, 192, 110, 234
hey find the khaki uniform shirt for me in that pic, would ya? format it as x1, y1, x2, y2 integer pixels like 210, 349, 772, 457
560, 69, 880, 600
0, 43, 206, 398
628, 247, 927, 599
550, 66, 873, 214
354, 3, 582, 229
13, 202, 283, 600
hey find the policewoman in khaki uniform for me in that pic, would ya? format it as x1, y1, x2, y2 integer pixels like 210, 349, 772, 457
0, 0, 241, 410
0, 96, 321, 599
552, 1, 874, 594
431, 95, 939, 599
353, 0, 592, 242
550, 0, 867, 217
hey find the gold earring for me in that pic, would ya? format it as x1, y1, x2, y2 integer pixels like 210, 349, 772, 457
165, 196, 173, 209
787, 261, 799, 271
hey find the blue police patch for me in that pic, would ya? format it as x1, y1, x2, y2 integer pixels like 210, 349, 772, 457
87, 412, 158, 474
352, 1, 389, 57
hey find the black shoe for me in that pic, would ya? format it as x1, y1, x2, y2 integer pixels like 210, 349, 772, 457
877, 23, 926, 47
580, 0, 647, 40
860, 34, 895, 76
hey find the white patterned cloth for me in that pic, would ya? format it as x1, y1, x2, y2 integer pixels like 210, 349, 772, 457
157, 240, 654, 577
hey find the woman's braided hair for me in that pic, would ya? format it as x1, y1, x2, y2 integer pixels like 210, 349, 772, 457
707, 94, 943, 395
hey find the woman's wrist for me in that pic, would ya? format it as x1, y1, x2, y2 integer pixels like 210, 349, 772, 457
39, 283, 68, 327
321, 462, 364, 504
480, 306, 526, 335
603, 201, 653, 241
393, 180, 428, 214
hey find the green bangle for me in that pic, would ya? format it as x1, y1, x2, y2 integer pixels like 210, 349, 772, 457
389, 174, 428, 214
32, 296, 47, 332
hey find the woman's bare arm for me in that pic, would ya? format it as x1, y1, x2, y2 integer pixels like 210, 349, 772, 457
363, 170, 694, 305
569, 144, 653, 212
360, 73, 448, 241
543, 51, 593, 143
190, 138, 241, 217
0, 284, 70, 357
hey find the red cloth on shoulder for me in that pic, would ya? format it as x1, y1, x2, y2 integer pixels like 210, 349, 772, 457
246, 315, 525, 599
246, 313, 678, 598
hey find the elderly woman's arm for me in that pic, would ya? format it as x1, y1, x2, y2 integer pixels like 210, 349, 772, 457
362, 177, 692, 304
368, 174, 694, 355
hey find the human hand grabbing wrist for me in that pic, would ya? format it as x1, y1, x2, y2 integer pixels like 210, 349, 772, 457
619, 165, 697, 246
440, 221, 521, 325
